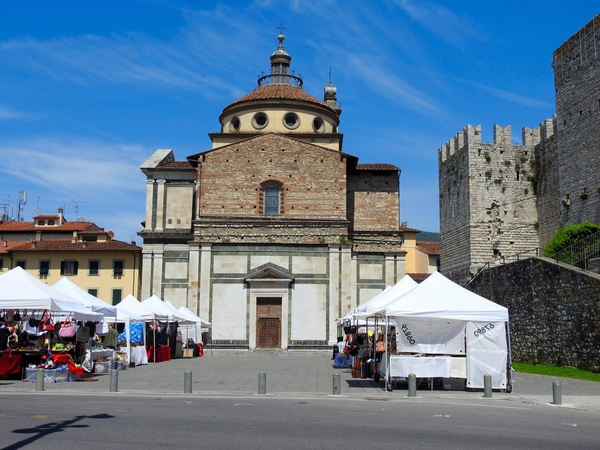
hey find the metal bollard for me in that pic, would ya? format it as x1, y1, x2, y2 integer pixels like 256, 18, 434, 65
332, 373, 341, 395
109, 369, 119, 392
35, 368, 45, 392
184, 371, 193, 393
483, 374, 492, 397
408, 373, 417, 397
258, 372, 267, 394
552, 381, 562, 405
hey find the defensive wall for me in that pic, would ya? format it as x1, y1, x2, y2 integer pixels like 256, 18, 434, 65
468, 257, 600, 372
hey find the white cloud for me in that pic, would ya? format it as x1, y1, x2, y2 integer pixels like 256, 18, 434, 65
394, 0, 486, 47
0, 105, 30, 119
463, 80, 554, 109
0, 138, 146, 200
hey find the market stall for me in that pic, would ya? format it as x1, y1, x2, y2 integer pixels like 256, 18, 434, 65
382, 271, 511, 391
115, 295, 167, 363
170, 302, 211, 357
0, 267, 102, 380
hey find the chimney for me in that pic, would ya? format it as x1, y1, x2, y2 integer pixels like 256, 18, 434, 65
36, 231, 42, 241
3, 241, 7, 248
31, 241, 36, 249
71, 231, 77, 244
58, 206, 64, 225
83, 241, 87, 248
401, 221, 407, 227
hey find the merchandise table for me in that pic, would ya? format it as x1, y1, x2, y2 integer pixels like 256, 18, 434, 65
388, 355, 452, 378
125, 346, 148, 366
82, 349, 116, 372
147, 345, 171, 362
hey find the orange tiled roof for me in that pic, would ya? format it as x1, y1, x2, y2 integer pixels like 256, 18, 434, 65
223, 84, 334, 112
158, 161, 193, 168
0, 221, 97, 232
400, 225, 420, 233
407, 273, 432, 282
8, 240, 141, 252
416, 241, 440, 255
356, 163, 399, 171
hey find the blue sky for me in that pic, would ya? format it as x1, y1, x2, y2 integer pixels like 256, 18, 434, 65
1, 1, 598, 243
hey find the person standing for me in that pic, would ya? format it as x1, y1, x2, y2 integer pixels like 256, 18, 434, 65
103, 323, 118, 350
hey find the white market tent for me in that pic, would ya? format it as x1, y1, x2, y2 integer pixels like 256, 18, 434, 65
142, 295, 189, 322
53, 277, 117, 318
0, 267, 102, 322
352, 275, 418, 319
115, 295, 166, 321
382, 271, 511, 390
52, 277, 145, 361
164, 302, 211, 344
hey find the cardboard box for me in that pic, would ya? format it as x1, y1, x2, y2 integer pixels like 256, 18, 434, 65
183, 349, 194, 358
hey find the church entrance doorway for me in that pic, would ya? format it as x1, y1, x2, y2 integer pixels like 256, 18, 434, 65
256, 297, 282, 348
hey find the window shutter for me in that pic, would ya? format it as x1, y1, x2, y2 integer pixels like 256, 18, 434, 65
60, 261, 65, 275
74, 261, 79, 275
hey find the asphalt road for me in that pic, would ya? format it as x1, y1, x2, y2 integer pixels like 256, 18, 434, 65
1, 393, 599, 450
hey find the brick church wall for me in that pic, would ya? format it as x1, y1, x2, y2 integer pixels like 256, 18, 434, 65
197, 134, 347, 220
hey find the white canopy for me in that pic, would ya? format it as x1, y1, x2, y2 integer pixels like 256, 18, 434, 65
142, 295, 189, 322
382, 271, 510, 390
384, 271, 508, 322
352, 275, 419, 319
0, 267, 102, 321
53, 277, 118, 318
167, 302, 212, 328
115, 294, 165, 321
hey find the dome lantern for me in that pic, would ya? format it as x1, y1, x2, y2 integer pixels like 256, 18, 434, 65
258, 27, 303, 89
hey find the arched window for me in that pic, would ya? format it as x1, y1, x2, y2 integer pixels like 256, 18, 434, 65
261, 181, 282, 215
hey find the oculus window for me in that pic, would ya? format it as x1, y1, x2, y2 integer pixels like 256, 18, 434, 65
252, 112, 269, 130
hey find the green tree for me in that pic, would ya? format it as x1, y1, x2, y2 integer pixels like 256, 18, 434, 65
542, 222, 600, 265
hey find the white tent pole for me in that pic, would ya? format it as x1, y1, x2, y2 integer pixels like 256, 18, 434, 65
506, 320, 513, 391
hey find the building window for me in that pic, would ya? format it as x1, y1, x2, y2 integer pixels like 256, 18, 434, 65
88, 288, 98, 297
37, 220, 45, 226
113, 260, 124, 277
82, 235, 97, 242
16, 260, 26, 269
60, 260, 79, 276
39, 260, 50, 277
229, 116, 241, 132
313, 117, 325, 133
89, 260, 100, 276
264, 187, 280, 214
251, 112, 269, 130
282, 112, 300, 130
112, 288, 122, 306
48, 219, 55, 225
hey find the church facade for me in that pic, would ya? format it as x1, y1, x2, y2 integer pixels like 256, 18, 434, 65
139, 34, 414, 349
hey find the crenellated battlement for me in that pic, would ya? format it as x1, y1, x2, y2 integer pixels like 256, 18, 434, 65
439, 124, 481, 162
439, 121, 556, 163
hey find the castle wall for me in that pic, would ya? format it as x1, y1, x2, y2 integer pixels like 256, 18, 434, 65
439, 125, 539, 282
468, 257, 600, 371
553, 14, 600, 230
533, 119, 560, 248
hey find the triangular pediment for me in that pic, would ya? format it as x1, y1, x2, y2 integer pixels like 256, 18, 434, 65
187, 133, 357, 166
244, 262, 294, 283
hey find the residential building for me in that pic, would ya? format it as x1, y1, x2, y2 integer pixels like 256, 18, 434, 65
0, 208, 141, 304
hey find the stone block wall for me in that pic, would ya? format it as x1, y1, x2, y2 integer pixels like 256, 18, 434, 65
468, 257, 600, 372
553, 13, 600, 231
439, 125, 540, 281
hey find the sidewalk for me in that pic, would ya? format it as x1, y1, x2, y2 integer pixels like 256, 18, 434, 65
2, 352, 600, 412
